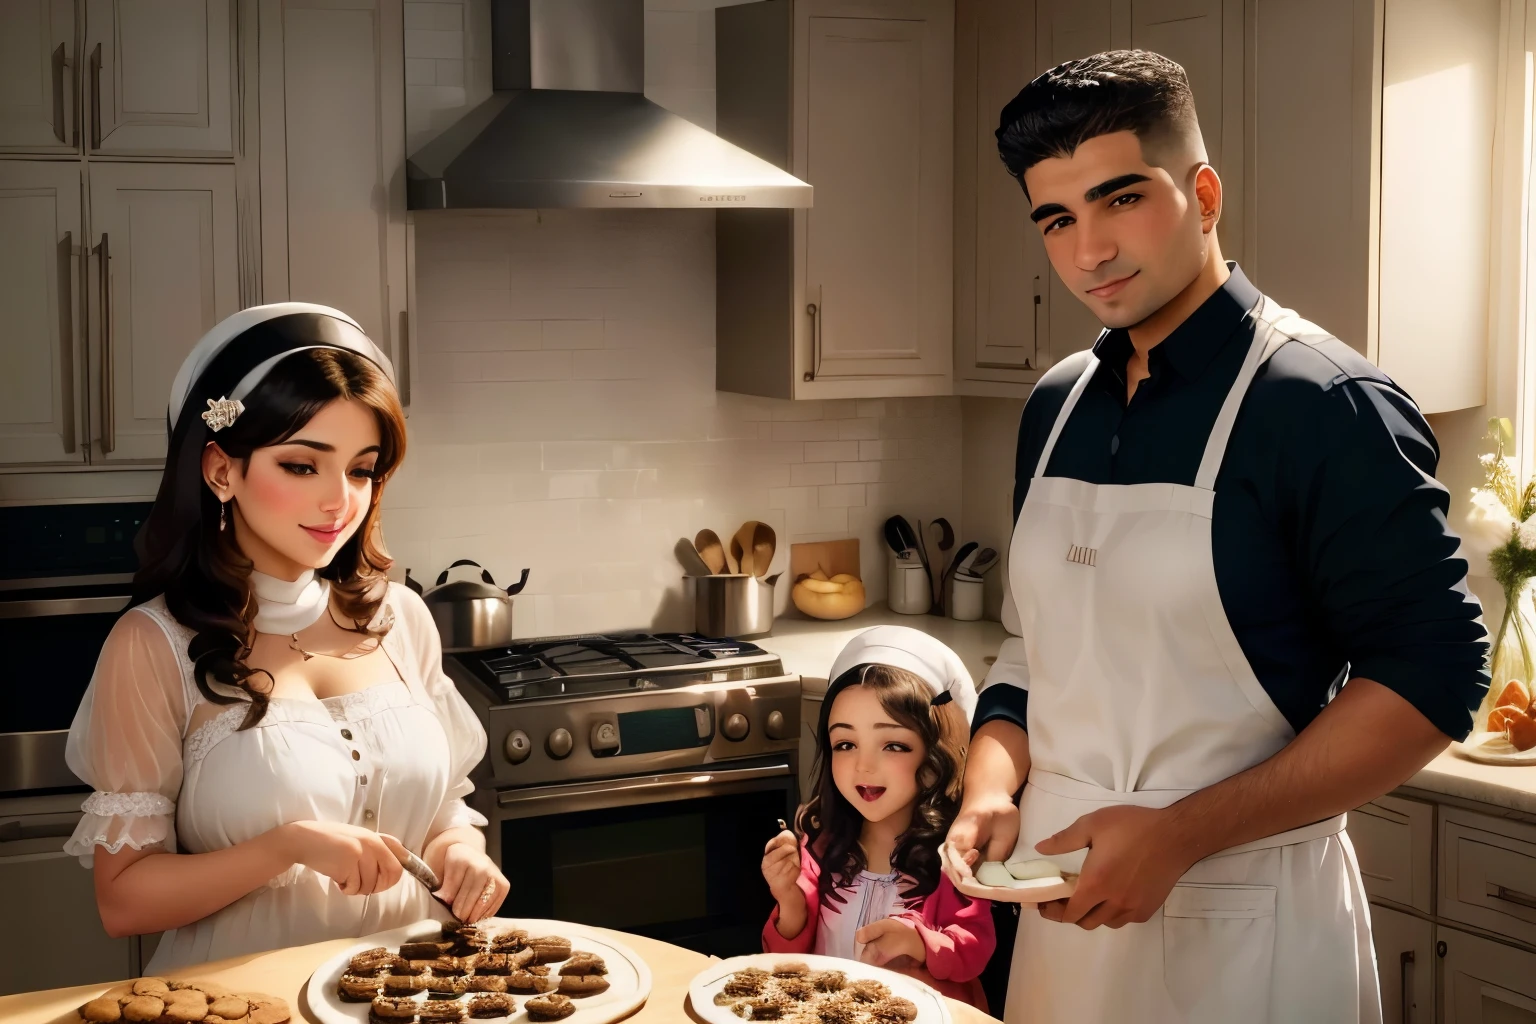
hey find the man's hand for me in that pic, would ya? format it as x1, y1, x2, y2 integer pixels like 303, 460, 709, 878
856, 917, 926, 967
1034, 804, 1193, 930
944, 789, 1021, 884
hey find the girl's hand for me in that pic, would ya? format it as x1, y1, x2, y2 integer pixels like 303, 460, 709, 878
761, 829, 802, 906
282, 821, 406, 896
435, 842, 510, 923
855, 917, 926, 966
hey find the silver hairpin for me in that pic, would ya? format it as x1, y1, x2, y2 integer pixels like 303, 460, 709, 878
202, 396, 245, 432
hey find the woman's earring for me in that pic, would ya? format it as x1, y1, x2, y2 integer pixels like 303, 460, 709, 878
219, 501, 227, 532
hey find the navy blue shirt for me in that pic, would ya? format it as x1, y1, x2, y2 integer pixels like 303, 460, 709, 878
974, 265, 1489, 741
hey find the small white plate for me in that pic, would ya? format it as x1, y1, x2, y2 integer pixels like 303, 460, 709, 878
939, 843, 1077, 904
1454, 732, 1536, 766
305, 918, 651, 1024
687, 953, 953, 1024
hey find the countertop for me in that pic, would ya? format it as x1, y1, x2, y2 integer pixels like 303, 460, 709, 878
756, 607, 1536, 817
0, 928, 1000, 1024
757, 608, 1011, 698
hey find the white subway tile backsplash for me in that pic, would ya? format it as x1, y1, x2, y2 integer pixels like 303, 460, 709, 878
818, 485, 866, 508
770, 420, 841, 442
804, 441, 860, 463
836, 462, 881, 485
404, 29, 463, 60
836, 418, 880, 441
790, 463, 837, 487
769, 487, 818, 511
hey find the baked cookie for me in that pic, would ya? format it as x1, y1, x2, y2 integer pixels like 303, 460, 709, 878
428, 956, 469, 977
406, 960, 439, 976
336, 974, 382, 1002
240, 993, 291, 1024
466, 993, 517, 1019
847, 979, 891, 1003
506, 967, 556, 994
559, 952, 606, 976
771, 961, 808, 977
367, 995, 418, 1023
809, 970, 846, 993
133, 979, 172, 998
524, 993, 576, 1021
732, 994, 788, 1020
775, 977, 815, 1002
468, 953, 511, 975
185, 981, 235, 1000
163, 990, 211, 1023
464, 975, 509, 994
207, 995, 252, 1020
400, 941, 451, 960
491, 928, 528, 949
381, 975, 429, 996
422, 974, 468, 997
347, 948, 398, 975
869, 996, 920, 1023
524, 936, 572, 964
556, 973, 609, 997
417, 1000, 465, 1023
723, 968, 768, 997
814, 999, 859, 1024
121, 996, 164, 1023
79, 996, 123, 1022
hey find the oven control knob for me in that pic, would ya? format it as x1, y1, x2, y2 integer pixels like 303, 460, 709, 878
765, 710, 789, 740
590, 721, 620, 754
503, 729, 532, 764
546, 728, 574, 759
723, 713, 750, 741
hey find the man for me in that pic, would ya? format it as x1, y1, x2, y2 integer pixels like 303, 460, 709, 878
943, 50, 1489, 1023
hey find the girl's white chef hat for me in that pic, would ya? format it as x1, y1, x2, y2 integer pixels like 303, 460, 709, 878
827, 625, 977, 723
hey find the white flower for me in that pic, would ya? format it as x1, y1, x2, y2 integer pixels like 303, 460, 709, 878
1519, 516, 1536, 552
1464, 487, 1520, 574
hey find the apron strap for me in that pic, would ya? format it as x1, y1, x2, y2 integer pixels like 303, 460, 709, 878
1192, 296, 1291, 491
1032, 354, 1101, 480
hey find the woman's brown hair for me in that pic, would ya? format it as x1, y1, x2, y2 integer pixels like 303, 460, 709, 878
797, 664, 969, 905
131, 347, 407, 728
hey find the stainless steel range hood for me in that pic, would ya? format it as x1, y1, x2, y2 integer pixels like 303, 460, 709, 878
406, 0, 812, 210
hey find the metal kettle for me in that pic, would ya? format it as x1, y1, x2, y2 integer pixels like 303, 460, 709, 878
405, 559, 529, 652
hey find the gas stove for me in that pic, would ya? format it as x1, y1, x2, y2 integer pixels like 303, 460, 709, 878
446, 631, 801, 791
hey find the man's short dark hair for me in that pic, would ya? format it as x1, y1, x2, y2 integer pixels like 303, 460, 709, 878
996, 49, 1201, 196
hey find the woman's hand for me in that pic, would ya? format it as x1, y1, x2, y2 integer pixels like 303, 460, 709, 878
281, 821, 407, 896
856, 917, 926, 966
435, 842, 510, 923
761, 828, 802, 906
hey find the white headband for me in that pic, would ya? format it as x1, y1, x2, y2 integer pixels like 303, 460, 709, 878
826, 625, 977, 723
168, 302, 395, 431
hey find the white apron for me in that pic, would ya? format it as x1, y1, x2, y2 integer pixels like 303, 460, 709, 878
1002, 297, 1382, 1024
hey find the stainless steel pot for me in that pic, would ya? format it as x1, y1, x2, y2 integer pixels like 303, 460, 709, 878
689, 573, 779, 639
406, 559, 529, 652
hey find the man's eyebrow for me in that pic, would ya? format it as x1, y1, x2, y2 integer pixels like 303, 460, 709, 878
1030, 173, 1152, 223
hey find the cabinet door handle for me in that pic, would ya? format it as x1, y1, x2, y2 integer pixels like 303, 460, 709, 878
52, 43, 74, 144
1399, 950, 1414, 1024
95, 234, 114, 455
58, 230, 78, 454
1486, 881, 1536, 910
803, 299, 822, 382
399, 310, 411, 411
1028, 274, 1041, 370
89, 43, 102, 150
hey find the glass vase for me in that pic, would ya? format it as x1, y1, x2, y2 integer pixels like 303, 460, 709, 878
1479, 580, 1536, 732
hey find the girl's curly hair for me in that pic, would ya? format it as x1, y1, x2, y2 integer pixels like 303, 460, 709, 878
797, 664, 969, 905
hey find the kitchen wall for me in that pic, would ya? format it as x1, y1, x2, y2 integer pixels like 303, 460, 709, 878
386, 1, 964, 638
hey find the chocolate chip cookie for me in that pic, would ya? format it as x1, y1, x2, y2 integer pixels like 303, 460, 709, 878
78, 997, 122, 1022
558, 952, 606, 976
506, 967, 555, 994
348, 948, 402, 976
381, 975, 429, 996
869, 996, 919, 1023
417, 999, 465, 1023
207, 995, 252, 1020
556, 973, 609, 997
466, 993, 516, 1019
120, 996, 163, 1023
524, 993, 576, 1021
367, 995, 419, 1024
524, 936, 572, 964
464, 975, 509, 994
422, 973, 467, 997
337, 973, 383, 1002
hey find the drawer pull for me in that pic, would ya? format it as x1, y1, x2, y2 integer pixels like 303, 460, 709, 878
1485, 882, 1536, 911
1399, 950, 1414, 1024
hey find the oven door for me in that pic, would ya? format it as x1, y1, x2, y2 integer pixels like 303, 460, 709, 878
490, 759, 796, 957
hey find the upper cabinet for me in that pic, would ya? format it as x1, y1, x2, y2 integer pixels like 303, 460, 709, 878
85, 0, 233, 156
717, 0, 954, 401
0, 0, 79, 153
956, 0, 1246, 396
258, 0, 408, 375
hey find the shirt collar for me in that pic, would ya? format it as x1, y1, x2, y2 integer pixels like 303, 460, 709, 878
1091, 262, 1260, 383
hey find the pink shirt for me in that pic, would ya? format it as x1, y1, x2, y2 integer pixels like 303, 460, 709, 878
762, 840, 996, 1010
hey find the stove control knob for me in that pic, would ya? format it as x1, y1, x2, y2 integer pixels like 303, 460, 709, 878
590, 721, 620, 754
546, 728, 574, 759
765, 710, 789, 740
503, 729, 532, 765
723, 713, 750, 741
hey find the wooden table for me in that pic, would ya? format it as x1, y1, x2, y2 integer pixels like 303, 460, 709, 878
0, 929, 1001, 1024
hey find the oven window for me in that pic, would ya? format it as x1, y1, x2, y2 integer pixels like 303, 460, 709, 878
0, 611, 123, 734
499, 786, 792, 958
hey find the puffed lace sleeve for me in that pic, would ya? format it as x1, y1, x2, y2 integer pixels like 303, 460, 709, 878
63, 607, 191, 867
391, 583, 490, 835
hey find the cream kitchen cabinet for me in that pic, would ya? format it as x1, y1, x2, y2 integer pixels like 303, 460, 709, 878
954, 0, 1244, 397
0, 160, 86, 464
1373, 903, 1437, 1024
716, 0, 954, 401
1439, 926, 1536, 1024
89, 162, 240, 463
258, 0, 410, 398
0, 0, 80, 153
85, 0, 234, 156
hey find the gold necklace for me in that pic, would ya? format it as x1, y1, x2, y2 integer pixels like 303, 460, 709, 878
288, 606, 391, 661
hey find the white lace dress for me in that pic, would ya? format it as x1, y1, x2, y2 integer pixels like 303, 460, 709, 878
62, 583, 488, 973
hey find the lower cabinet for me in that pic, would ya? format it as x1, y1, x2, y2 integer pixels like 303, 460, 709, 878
1372, 903, 1436, 1024
1438, 924, 1536, 1023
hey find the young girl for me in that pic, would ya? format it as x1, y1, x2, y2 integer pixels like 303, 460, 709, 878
761, 626, 996, 1009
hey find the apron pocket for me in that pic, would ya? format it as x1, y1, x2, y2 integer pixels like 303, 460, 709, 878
1163, 883, 1277, 1022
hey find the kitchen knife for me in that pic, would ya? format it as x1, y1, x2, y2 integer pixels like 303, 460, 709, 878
395, 847, 464, 921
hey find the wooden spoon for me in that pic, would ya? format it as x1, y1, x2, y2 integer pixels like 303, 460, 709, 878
751, 522, 777, 579
694, 530, 729, 575
731, 521, 765, 577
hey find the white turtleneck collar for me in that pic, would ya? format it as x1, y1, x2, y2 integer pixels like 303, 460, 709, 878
250, 569, 331, 635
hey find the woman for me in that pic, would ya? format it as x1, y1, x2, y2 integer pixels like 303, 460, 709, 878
63, 303, 508, 972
